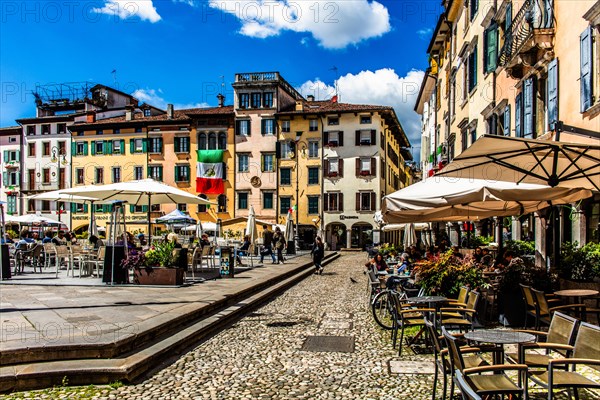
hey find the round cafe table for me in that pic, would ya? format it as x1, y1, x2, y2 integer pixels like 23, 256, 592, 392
464, 329, 536, 364
554, 289, 598, 318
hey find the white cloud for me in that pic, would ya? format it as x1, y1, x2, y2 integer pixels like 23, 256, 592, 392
416, 28, 433, 40
132, 88, 210, 110
208, 0, 391, 49
298, 68, 425, 154
93, 0, 162, 23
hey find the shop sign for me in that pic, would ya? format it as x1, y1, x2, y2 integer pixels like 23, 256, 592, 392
339, 215, 359, 220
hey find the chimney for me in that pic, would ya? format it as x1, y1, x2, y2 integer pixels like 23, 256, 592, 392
217, 93, 225, 107
125, 105, 134, 121
86, 111, 96, 123
307, 95, 315, 102
295, 100, 304, 111
167, 104, 174, 119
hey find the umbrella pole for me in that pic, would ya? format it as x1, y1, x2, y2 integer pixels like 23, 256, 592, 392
147, 194, 152, 245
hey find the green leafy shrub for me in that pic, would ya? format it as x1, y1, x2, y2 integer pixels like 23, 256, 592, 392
413, 250, 487, 296
6, 229, 18, 239
470, 235, 494, 247
559, 241, 600, 281
504, 240, 535, 256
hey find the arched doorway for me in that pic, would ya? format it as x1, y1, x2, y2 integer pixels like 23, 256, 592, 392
351, 222, 373, 249
325, 222, 347, 251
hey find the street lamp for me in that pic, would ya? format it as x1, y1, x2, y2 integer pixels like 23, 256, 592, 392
291, 131, 303, 254
50, 147, 68, 223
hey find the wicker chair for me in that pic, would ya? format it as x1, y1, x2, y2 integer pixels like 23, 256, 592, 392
530, 322, 600, 400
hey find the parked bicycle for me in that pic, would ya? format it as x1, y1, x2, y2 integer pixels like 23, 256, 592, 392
371, 275, 413, 330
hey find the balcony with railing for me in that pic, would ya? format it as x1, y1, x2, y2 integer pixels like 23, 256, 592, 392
499, 0, 554, 78
234, 72, 304, 100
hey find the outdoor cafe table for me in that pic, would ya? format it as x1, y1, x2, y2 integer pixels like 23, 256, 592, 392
464, 329, 536, 364
554, 289, 599, 318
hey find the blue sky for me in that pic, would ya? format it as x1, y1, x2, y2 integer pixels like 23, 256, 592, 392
0, 0, 442, 153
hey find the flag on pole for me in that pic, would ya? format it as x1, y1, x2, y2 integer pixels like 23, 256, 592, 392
196, 150, 224, 194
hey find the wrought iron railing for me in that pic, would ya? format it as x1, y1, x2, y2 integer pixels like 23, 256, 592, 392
235, 72, 304, 100
499, 0, 554, 66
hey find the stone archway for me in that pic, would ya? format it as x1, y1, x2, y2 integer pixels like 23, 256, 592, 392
325, 222, 347, 251
351, 222, 373, 249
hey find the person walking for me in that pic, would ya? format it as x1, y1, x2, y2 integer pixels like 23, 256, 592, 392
311, 236, 325, 275
272, 227, 286, 264
260, 226, 276, 264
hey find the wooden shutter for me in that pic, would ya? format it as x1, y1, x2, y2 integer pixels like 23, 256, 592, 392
324, 159, 329, 176
235, 120, 241, 135
580, 27, 593, 112
261, 154, 265, 172
105, 140, 112, 155
515, 93, 523, 137
370, 192, 376, 211
323, 131, 329, 144
355, 158, 360, 176
547, 58, 559, 130
142, 139, 148, 153
174, 166, 179, 181
523, 77, 536, 137
71, 142, 77, 156
339, 193, 344, 212
261, 119, 266, 135
130, 205, 135, 213
91, 141, 96, 155
120, 140, 125, 154
2, 172, 6, 185
174, 137, 180, 151
221, 163, 226, 179
370, 158, 376, 175
356, 193, 361, 211
338, 131, 344, 146
130, 139, 135, 154
338, 159, 344, 177
323, 193, 329, 211
275, 141, 281, 159
355, 130, 361, 146
503, 105, 511, 136
486, 24, 498, 73
371, 130, 376, 145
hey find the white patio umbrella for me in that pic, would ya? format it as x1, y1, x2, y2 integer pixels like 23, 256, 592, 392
382, 177, 592, 223
436, 135, 600, 191
403, 223, 417, 249
28, 190, 108, 237
13, 214, 64, 225
284, 211, 294, 243
156, 209, 196, 225
57, 179, 213, 242
245, 205, 257, 266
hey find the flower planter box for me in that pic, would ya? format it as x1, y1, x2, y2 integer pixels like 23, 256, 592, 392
133, 267, 184, 286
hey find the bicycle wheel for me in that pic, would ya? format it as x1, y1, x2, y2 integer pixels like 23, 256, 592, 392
371, 290, 395, 330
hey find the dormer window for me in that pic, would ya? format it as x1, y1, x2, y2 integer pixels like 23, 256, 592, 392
144, 109, 151, 117
360, 115, 371, 124
328, 117, 339, 125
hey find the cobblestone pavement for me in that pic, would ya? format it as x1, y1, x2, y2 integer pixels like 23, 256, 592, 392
3, 252, 600, 399
116, 252, 434, 400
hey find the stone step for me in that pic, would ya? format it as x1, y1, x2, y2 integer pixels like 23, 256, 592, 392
0, 253, 340, 393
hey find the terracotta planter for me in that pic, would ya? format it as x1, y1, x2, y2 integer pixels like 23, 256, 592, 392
133, 267, 184, 286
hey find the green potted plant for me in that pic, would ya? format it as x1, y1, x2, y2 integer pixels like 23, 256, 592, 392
556, 241, 600, 292
125, 241, 184, 286
412, 250, 487, 297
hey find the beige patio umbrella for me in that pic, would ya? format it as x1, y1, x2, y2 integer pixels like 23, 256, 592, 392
57, 179, 213, 243
382, 177, 592, 224
28, 191, 106, 237
436, 135, 600, 191
245, 205, 257, 267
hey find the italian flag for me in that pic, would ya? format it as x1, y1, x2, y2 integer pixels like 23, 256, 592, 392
196, 150, 224, 194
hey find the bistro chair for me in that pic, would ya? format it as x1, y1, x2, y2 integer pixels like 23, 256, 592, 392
506, 311, 579, 371
531, 288, 585, 329
447, 286, 470, 308
425, 317, 487, 400
529, 322, 600, 400
439, 291, 480, 332
520, 284, 539, 328
454, 370, 482, 400
391, 293, 434, 356
442, 327, 528, 400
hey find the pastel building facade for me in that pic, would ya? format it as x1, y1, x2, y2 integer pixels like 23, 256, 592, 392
0, 127, 22, 216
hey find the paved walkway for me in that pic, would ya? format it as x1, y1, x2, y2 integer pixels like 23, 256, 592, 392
2, 253, 600, 399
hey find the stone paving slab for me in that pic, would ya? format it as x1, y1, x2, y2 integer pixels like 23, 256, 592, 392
0, 254, 321, 362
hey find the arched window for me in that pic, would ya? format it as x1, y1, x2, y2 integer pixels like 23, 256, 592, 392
197, 194, 208, 213
218, 132, 227, 150
198, 133, 207, 150
208, 133, 217, 150
218, 195, 227, 213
